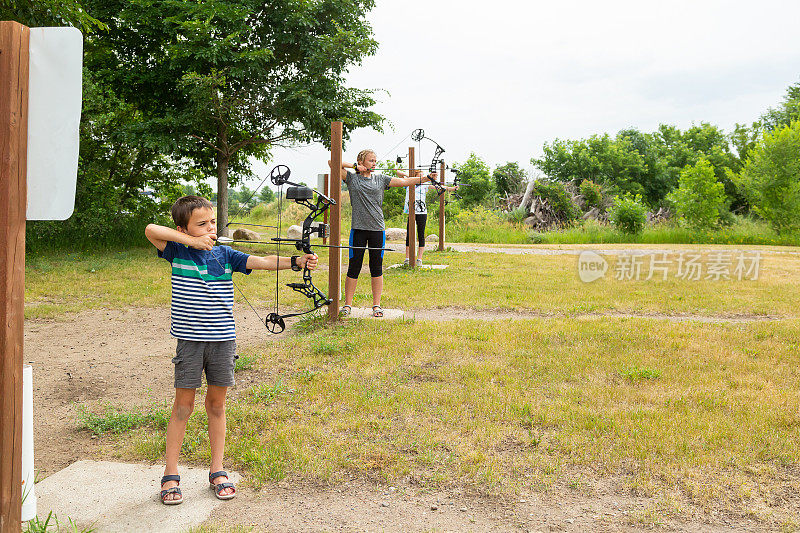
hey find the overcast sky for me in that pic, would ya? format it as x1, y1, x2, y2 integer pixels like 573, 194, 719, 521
249, 0, 800, 191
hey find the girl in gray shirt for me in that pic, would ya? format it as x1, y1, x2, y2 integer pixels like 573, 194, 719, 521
336, 149, 434, 317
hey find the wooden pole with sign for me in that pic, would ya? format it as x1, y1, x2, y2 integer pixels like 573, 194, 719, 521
327, 122, 342, 323
322, 174, 329, 245
438, 161, 445, 252
0, 20, 29, 532
407, 147, 416, 268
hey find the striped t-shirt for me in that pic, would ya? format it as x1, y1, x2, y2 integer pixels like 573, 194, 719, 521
158, 241, 251, 341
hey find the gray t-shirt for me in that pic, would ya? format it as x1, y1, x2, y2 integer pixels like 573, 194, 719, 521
345, 171, 393, 231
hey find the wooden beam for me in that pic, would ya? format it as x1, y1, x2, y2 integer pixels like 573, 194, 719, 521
327, 122, 342, 323
322, 174, 329, 245
407, 147, 416, 267
438, 161, 445, 252
0, 20, 29, 532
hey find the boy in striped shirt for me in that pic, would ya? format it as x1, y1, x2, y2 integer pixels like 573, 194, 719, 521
145, 195, 317, 504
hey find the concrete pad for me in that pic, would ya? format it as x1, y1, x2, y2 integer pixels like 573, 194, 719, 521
346, 307, 406, 320
34, 460, 239, 532
386, 263, 448, 270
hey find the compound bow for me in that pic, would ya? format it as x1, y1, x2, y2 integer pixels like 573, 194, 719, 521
218, 164, 392, 334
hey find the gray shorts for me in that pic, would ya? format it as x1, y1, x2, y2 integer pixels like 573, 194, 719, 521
172, 339, 237, 389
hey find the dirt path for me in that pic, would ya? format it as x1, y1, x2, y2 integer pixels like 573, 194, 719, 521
437, 243, 800, 256
25, 306, 783, 531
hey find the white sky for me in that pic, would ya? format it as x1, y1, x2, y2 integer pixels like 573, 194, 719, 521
246, 0, 800, 191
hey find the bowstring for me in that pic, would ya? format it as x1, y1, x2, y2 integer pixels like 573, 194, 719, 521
376, 131, 413, 168
274, 180, 283, 320
211, 168, 277, 330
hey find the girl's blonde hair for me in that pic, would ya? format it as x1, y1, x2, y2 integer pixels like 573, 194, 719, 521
356, 149, 376, 164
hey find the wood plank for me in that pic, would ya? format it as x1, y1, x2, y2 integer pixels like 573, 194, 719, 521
438, 161, 445, 251
327, 123, 342, 322
407, 147, 416, 267
0, 20, 29, 532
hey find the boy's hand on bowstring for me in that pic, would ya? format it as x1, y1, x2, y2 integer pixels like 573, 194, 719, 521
299, 253, 318, 271
190, 234, 216, 251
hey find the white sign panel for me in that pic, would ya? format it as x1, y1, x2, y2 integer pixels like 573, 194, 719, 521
26, 27, 82, 220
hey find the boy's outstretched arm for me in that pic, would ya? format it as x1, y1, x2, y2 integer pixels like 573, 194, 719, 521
246, 253, 318, 271
145, 224, 215, 252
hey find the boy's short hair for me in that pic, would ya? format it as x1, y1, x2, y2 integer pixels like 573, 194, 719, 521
172, 195, 213, 229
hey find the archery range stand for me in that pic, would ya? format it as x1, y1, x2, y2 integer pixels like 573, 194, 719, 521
32, 460, 240, 532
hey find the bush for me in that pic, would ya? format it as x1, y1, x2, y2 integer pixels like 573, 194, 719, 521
666, 159, 728, 229
579, 179, 603, 209
532, 180, 580, 220
732, 120, 800, 233
610, 194, 647, 234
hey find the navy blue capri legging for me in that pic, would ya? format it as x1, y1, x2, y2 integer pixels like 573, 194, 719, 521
347, 229, 385, 279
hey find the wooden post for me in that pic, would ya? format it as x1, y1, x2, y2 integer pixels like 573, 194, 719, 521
322, 174, 329, 245
438, 161, 445, 252
407, 147, 416, 268
327, 123, 342, 323
0, 21, 29, 532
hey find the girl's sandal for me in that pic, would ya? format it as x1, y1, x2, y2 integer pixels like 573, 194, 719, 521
209, 470, 236, 500
339, 305, 352, 317
372, 305, 384, 318
160, 474, 183, 505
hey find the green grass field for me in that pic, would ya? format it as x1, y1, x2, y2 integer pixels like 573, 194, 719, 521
30, 242, 800, 528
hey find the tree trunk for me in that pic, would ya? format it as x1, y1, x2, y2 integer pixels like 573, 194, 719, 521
520, 179, 536, 212
216, 126, 230, 237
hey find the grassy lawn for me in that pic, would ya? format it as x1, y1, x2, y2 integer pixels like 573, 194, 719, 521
28, 242, 800, 526
25, 243, 800, 319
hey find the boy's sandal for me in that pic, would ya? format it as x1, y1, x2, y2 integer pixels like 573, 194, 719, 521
339, 305, 352, 317
160, 474, 183, 505
372, 305, 384, 318
209, 470, 236, 500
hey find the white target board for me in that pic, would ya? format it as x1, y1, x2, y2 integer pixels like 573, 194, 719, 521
26, 27, 82, 220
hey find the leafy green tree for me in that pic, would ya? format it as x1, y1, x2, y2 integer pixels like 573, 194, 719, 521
258, 187, 275, 205
533, 132, 660, 205
0, 0, 104, 30
493, 162, 527, 196
533, 123, 743, 211
84, 0, 385, 234
654, 122, 741, 209
579, 179, 603, 210
454, 154, 493, 207
610, 194, 647, 234
532, 180, 580, 220
761, 82, 800, 132
732, 121, 800, 233
729, 122, 762, 170
667, 159, 728, 229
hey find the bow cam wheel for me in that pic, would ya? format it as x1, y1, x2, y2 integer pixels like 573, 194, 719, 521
270, 165, 291, 186
264, 313, 286, 334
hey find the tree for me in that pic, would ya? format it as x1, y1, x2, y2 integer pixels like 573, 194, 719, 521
455, 154, 493, 207
258, 187, 275, 205
667, 159, 728, 229
761, 81, 800, 132
610, 195, 647, 235
0, 0, 104, 31
579, 179, 603, 210
84, 0, 385, 234
493, 162, 526, 196
732, 121, 800, 233
533, 180, 580, 220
